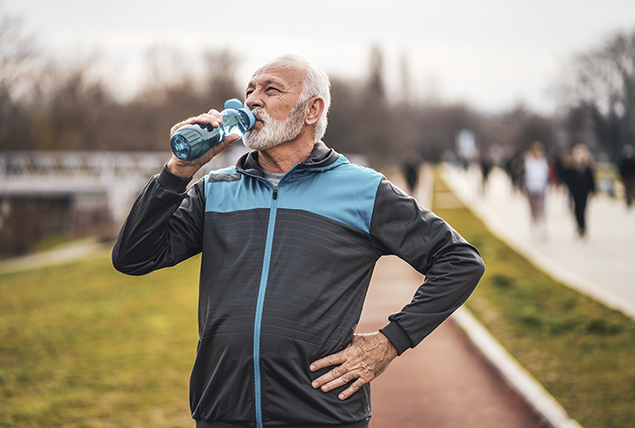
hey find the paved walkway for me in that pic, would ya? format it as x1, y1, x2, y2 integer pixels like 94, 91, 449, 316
356, 169, 574, 428
0, 238, 112, 275
442, 164, 635, 319
359, 255, 549, 428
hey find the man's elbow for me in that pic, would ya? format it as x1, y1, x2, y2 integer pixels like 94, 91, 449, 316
475, 252, 486, 277
453, 243, 485, 287
468, 248, 486, 285
111, 246, 150, 276
112, 252, 134, 275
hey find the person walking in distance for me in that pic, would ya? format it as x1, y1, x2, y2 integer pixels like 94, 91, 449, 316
568, 144, 596, 238
112, 53, 484, 428
523, 141, 550, 241
618, 144, 635, 209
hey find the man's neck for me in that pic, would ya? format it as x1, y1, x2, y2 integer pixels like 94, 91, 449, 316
258, 138, 315, 173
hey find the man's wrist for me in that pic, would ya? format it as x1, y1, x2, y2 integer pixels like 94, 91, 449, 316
378, 331, 399, 360
159, 164, 193, 193
379, 321, 411, 356
166, 159, 199, 179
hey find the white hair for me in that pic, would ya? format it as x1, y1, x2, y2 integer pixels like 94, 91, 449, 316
268, 53, 331, 141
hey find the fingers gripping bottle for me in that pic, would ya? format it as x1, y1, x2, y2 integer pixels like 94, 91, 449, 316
170, 98, 256, 161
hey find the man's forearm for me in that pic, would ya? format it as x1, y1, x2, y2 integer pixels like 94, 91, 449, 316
112, 167, 202, 275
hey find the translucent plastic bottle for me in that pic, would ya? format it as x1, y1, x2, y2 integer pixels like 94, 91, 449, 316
170, 99, 256, 161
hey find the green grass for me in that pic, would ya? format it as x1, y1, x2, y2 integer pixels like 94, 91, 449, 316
432, 175, 635, 428
0, 253, 201, 427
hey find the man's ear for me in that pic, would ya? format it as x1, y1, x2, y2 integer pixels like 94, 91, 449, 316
305, 97, 325, 126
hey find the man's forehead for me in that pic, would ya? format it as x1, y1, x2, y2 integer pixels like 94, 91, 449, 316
247, 61, 305, 88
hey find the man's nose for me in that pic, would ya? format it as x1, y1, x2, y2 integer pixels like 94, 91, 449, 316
245, 90, 263, 109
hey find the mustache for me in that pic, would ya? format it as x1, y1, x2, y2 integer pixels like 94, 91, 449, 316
249, 107, 270, 123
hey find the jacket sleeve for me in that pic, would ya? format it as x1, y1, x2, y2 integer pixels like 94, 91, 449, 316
370, 178, 485, 355
111, 165, 206, 276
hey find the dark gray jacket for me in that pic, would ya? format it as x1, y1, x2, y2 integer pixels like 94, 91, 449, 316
112, 142, 485, 428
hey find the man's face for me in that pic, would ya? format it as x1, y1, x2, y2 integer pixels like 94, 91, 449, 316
242, 61, 307, 150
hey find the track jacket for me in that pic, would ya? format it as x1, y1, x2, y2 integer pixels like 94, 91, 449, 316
112, 142, 485, 428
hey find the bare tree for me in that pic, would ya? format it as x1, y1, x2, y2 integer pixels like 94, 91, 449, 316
0, 7, 36, 150
21, 59, 115, 151
202, 49, 242, 105
0, 7, 34, 90
367, 45, 386, 102
399, 52, 412, 106
564, 30, 635, 161
141, 42, 192, 97
361, 46, 393, 165
119, 47, 244, 153
324, 76, 363, 155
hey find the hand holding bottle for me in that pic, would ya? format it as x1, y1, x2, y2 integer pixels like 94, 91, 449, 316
166, 109, 237, 178
167, 99, 255, 178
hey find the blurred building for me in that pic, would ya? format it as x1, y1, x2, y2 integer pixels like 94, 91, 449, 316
0, 151, 230, 257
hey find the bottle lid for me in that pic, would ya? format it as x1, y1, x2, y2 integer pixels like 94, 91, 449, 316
238, 108, 256, 129
224, 98, 244, 110
224, 98, 255, 130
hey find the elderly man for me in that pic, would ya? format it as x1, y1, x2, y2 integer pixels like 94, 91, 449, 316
112, 53, 484, 428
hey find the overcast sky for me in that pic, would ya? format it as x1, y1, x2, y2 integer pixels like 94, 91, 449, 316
3, 0, 635, 114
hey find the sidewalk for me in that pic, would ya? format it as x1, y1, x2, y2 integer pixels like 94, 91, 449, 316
361, 168, 582, 428
0, 238, 112, 275
359, 255, 549, 428
442, 164, 635, 319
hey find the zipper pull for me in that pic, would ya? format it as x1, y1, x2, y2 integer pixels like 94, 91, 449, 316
273, 186, 278, 200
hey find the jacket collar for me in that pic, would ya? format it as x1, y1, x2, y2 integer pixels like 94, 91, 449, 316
236, 141, 341, 176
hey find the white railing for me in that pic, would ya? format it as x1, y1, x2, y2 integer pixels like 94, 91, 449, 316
0, 150, 233, 224
0, 150, 233, 181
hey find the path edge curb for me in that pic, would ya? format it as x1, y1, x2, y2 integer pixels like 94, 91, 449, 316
452, 307, 584, 428
441, 165, 635, 319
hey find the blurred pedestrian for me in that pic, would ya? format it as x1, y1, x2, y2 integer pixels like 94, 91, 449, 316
568, 144, 596, 238
523, 141, 549, 241
506, 149, 525, 193
555, 150, 574, 210
401, 149, 422, 195
618, 144, 635, 209
479, 148, 493, 195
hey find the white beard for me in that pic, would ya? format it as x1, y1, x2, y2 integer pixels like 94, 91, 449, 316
242, 104, 306, 151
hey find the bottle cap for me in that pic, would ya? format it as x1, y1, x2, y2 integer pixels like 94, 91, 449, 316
224, 98, 244, 110
238, 108, 256, 129
224, 98, 255, 130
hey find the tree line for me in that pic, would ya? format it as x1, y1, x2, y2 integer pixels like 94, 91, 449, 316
1, 8, 634, 168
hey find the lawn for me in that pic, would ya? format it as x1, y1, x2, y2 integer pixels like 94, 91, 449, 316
432, 175, 635, 428
0, 253, 201, 427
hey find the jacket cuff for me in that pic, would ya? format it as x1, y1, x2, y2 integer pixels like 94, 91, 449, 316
379, 321, 411, 356
158, 164, 192, 193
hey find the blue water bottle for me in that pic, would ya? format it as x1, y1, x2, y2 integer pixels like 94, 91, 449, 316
170, 99, 256, 161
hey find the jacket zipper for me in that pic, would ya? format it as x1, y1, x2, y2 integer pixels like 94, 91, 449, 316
253, 181, 279, 428
237, 167, 297, 428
